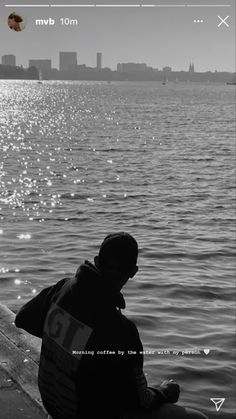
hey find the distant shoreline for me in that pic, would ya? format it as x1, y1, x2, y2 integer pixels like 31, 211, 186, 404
0, 78, 235, 84
0, 64, 235, 83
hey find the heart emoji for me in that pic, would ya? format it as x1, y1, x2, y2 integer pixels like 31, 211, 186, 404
204, 349, 210, 355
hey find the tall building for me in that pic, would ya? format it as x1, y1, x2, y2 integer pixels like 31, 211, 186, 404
189, 62, 195, 73
96, 52, 102, 69
59, 52, 77, 72
28, 59, 52, 72
2, 54, 16, 66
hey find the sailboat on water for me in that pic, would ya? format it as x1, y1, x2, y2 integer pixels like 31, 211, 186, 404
226, 73, 236, 85
162, 73, 168, 85
37, 70, 43, 84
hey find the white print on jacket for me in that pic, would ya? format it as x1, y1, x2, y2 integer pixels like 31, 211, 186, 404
44, 303, 93, 359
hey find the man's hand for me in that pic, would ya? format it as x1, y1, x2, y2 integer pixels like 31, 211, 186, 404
159, 379, 180, 403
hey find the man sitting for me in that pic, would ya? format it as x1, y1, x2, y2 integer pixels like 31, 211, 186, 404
15, 232, 208, 419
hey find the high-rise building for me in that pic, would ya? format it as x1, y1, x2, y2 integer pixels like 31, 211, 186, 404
96, 52, 102, 69
28, 59, 52, 72
2, 54, 16, 66
59, 52, 77, 72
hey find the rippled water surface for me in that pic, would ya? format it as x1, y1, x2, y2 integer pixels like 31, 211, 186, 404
0, 81, 235, 417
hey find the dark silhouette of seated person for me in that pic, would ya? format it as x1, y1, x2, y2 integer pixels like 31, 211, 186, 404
15, 232, 208, 419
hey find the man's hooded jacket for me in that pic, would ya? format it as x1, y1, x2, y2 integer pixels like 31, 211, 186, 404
15, 261, 167, 419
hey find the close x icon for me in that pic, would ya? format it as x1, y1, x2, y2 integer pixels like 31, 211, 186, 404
217, 15, 229, 27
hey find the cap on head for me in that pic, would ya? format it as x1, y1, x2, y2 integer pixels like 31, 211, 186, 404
98, 232, 138, 274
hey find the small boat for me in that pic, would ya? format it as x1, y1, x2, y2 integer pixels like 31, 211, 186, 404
37, 70, 43, 84
162, 74, 168, 85
226, 74, 236, 85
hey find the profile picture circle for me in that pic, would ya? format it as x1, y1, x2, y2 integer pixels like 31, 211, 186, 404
8, 11, 26, 32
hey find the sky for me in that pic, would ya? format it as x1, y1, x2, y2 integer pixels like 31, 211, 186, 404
0, 0, 235, 72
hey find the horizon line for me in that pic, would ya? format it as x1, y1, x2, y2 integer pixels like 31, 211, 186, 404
4, 4, 232, 8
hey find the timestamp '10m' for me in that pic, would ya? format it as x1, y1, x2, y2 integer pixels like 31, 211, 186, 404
60, 18, 79, 26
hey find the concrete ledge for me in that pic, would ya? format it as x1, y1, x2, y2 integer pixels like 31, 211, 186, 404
0, 304, 47, 417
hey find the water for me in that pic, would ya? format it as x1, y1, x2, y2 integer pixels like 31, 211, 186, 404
0, 80, 235, 418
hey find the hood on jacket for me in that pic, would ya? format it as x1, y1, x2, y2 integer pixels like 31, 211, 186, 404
74, 260, 126, 310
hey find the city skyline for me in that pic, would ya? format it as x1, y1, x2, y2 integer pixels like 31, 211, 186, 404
1, 51, 234, 74
0, 0, 235, 72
